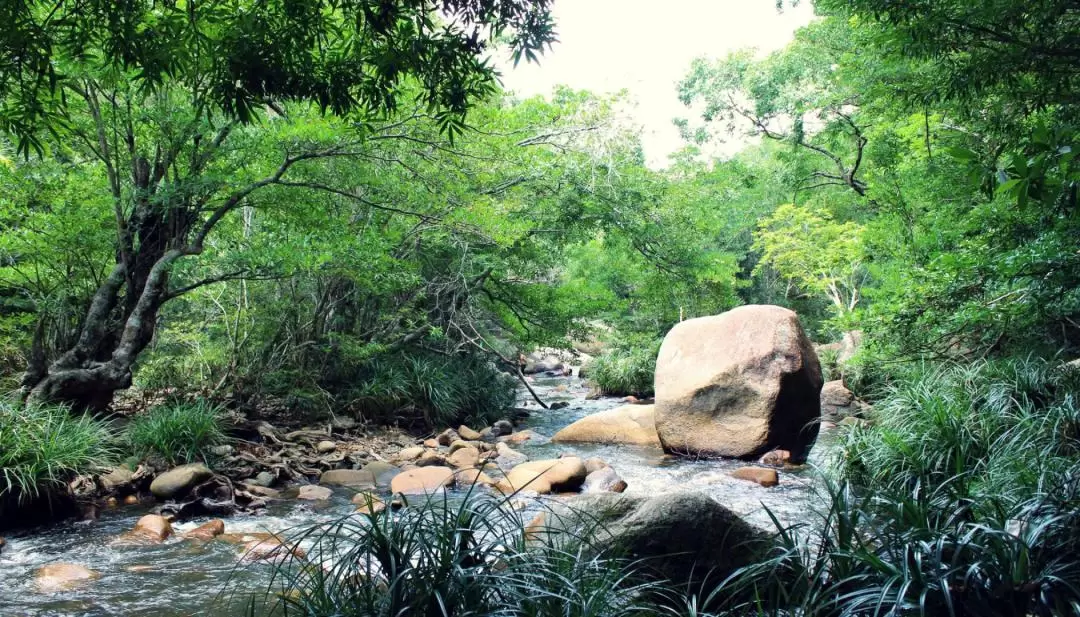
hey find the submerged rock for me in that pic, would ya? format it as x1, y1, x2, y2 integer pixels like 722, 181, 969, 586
150, 463, 213, 500
35, 563, 100, 592
112, 514, 173, 546
730, 466, 779, 487
581, 466, 628, 493
552, 404, 661, 447
184, 519, 226, 542
239, 536, 306, 563
654, 305, 822, 461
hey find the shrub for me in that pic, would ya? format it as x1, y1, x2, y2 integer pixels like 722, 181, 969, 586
126, 398, 228, 465
588, 339, 660, 398
353, 352, 517, 430
0, 398, 115, 522
244, 492, 657, 617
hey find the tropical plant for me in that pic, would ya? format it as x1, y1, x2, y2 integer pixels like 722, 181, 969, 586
0, 398, 115, 522
126, 399, 228, 466
587, 339, 660, 398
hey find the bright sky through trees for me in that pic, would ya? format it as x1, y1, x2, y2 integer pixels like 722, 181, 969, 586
497, 0, 814, 167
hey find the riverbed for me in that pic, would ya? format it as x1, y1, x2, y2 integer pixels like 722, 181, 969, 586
0, 375, 834, 616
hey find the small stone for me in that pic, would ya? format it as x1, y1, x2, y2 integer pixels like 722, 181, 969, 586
352, 492, 386, 515
448, 446, 480, 469
436, 429, 460, 446
297, 485, 333, 501
112, 514, 173, 546
210, 444, 235, 456
320, 468, 377, 489
423, 438, 440, 449
123, 494, 139, 506
35, 563, 100, 592
549, 402, 570, 410
126, 565, 155, 573
457, 425, 483, 441
455, 468, 496, 487
316, 441, 337, 454
582, 467, 628, 493
730, 467, 779, 487
500, 430, 539, 445
105, 496, 119, 508
758, 450, 792, 467
415, 451, 448, 467
491, 420, 514, 436
396, 446, 425, 461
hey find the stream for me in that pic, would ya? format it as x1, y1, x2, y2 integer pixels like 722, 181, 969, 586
0, 374, 834, 616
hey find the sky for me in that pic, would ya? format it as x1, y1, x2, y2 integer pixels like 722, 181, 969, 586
496, 0, 815, 167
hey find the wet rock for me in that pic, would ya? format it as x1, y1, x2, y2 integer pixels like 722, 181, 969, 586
448, 446, 481, 469
423, 438, 440, 449
123, 495, 140, 506
455, 468, 495, 487
491, 420, 514, 436
655, 305, 822, 461
436, 429, 460, 446
496, 457, 587, 495
457, 425, 483, 441
583, 457, 609, 474
184, 519, 225, 542
352, 492, 386, 515
35, 563, 100, 592
316, 440, 337, 454
552, 404, 661, 447
297, 485, 333, 501
113, 514, 173, 545
758, 449, 792, 467
150, 463, 213, 500
581, 467, 628, 493
500, 429, 540, 445
548, 401, 570, 410
161, 475, 237, 519
239, 536, 306, 563
390, 466, 455, 495
448, 440, 479, 454
730, 466, 779, 487
535, 492, 768, 587
523, 352, 564, 374
495, 442, 528, 471
241, 483, 281, 499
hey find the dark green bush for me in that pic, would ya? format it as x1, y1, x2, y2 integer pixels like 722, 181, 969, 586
683, 357, 1080, 617
588, 339, 660, 398
126, 398, 228, 465
351, 352, 517, 430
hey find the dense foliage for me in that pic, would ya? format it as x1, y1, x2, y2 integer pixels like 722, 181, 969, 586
126, 399, 228, 466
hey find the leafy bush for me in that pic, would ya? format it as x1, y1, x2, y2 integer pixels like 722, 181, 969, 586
683, 357, 1080, 617
353, 352, 517, 430
588, 339, 660, 397
0, 399, 115, 519
246, 492, 656, 617
126, 399, 228, 465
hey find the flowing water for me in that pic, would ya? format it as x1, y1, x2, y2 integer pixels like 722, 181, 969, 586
0, 375, 834, 616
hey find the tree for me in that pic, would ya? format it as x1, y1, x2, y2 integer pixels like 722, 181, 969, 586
0, 0, 555, 410
753, 202, 866, 319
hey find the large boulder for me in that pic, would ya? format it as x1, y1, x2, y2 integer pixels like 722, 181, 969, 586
150, 463, 213, 500
551, 404, 661, 447
533, 492, 768, 586
654, 305, 823, 461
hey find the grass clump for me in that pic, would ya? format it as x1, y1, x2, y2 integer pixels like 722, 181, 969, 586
126, 398, 227, 466
246, 492, 656, 617
0, 398, 115, 523
588, 339, 660, 398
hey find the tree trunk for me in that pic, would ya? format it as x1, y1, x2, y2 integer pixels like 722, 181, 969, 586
21, 244, 184, 412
